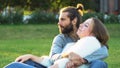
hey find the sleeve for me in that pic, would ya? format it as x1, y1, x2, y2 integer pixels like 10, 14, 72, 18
84, 46, 109, 63
49, 34, 65, 62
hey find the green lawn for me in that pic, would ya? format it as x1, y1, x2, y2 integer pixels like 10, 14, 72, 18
105, 24, 120, 67
0, 24, 120, 68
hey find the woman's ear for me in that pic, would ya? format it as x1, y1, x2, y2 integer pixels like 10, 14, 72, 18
72, 18, 77, 25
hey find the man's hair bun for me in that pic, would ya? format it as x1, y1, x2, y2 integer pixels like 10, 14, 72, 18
77, 4, 84, 10
76, 4, 84, 16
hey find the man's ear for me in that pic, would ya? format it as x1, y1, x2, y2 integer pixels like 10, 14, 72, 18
72, 18, 77, 25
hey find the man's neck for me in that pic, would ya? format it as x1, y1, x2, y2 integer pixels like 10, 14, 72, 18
68, 30, 79, 42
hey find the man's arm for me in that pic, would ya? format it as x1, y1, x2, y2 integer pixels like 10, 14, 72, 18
84, 46, 109, 63
49, 34, 65, 62
49, 34, 75, 62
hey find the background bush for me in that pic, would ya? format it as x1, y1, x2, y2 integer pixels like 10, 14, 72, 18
0, 11, 23, 25
0, 10, 120, 25
82, 12, 120, 23
28, 10, 57, 24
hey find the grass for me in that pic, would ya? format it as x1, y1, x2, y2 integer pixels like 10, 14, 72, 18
0, 24, 120, 68
105, 24, 120, 68
0, 24, 59, 67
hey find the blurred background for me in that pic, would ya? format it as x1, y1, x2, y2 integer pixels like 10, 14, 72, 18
0, 0, 120, 24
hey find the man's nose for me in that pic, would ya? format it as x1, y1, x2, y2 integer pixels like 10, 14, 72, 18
58, 21, 62, 25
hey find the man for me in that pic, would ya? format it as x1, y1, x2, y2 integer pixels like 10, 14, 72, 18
5, 4, 108, 68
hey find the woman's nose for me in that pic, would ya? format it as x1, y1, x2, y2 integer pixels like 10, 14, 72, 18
79, 24, 82, 27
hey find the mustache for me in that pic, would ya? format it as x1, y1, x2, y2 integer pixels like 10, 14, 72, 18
58, 25, 64, 28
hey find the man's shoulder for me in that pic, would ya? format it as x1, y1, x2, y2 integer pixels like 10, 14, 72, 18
55, 34, 66, 38
57, 34, 64, 36
53, 34, 65, 41
54, 34, 74, 42
56, 34, 73, 39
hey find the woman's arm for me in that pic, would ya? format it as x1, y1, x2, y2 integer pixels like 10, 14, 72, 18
65, 46, 108, 67
56, 37, 101, 68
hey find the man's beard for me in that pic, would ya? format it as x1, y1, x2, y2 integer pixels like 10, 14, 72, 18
60, 23, 73, 34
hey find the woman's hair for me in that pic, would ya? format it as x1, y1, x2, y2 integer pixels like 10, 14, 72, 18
91, 17, 109, 48
60, 4, 84, 28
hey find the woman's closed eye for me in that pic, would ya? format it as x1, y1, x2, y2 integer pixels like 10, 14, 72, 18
84, 23, 89, 28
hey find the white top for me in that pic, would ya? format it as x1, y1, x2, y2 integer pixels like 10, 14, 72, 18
62, 36, 101, 58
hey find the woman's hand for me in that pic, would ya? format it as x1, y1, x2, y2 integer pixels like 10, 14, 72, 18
66, 61, 75, 68
15, 54, 33, 62
49, 64, 59, 68
66, 52, 85, 67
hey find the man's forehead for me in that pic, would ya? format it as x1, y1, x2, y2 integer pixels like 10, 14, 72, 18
59, 12, 69, 18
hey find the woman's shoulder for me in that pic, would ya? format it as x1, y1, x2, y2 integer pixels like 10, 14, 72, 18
80, 36, 97, 41
78, 36, 101, 47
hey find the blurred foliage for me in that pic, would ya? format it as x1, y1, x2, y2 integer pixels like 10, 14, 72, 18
28, 10, 57, 24
0, 10, 120, 25
0, 0, 100, 12
0, 0, 119, 24
82, 12, 120, 23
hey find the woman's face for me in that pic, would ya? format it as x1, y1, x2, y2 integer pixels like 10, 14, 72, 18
77, 18, 94, 38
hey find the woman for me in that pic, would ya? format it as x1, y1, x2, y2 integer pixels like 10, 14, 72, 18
50, 17, 109, 68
